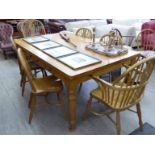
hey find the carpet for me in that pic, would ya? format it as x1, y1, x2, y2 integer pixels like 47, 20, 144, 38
130, 122, 155, 135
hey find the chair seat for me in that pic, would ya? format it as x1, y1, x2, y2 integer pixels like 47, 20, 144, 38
28, 61, 42, 70
33, 75, 63, 94
0, 42, 12, 49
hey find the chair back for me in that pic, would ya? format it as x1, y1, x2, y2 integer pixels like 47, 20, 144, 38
136, 29, 155, 51
110, 28, 122, 38
19, 19, 46, 37
75, 28, 93, 39
0, 23, 13, 46
99, 31, 123, 49
17, 48, 36, 91
17, 20, 27, 36
95, 56, 155, 110
111, 56, 155, 109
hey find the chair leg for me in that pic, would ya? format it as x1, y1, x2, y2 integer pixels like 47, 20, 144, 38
28, 92, 33, 108
20, 70, 25, 87
22, 74, 26, 96
56, 92, 64, 110
78, 83, 83, 91
44, 93, 50, 104
111, 69, 121, 82
3, 50, 7, 59
111, 71, 115, 82
82, 96, 93, 121
136, 103, 143, 130
29, 94, 36, 124
109, 72, 111, 82
34, 69, 37, 77
20, 72, 23, 87
116, 111, 121, 135
41, 69, 47, 77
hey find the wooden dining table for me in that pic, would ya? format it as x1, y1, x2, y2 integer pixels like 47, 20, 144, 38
14, 32, 140, 130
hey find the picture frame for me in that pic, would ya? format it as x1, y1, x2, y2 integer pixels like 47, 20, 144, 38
43, 46, 78, 58
23, 36, 49, 43
58, 53, 101, 70
32, 40, 61, 50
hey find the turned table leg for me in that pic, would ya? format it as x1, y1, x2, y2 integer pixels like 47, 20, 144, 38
67, 83, 77, 131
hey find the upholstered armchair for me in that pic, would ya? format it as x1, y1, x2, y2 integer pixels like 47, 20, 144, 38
48, 19, 76, 33
141, 20, 155, 50
136, 29, 155, 51
0, 23, 15, 59
135, 29, 155, 58
48, 19, 90, 33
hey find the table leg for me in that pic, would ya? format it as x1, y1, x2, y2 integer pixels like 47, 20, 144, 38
67, 83, 77, 131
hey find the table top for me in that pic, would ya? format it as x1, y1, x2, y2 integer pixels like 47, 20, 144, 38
14, 32, 140, 79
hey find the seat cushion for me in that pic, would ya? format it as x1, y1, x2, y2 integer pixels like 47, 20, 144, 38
95, 24, 113, 38
88, 19, 107, 27
0, 42, 12, 49
112, 19, 150, 31
65, 20, 90, 32
112, 19, 140, 26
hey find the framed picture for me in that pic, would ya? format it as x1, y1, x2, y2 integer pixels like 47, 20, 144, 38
32, 40, 61, 50
43, 46, 78, 58
41, 34, 52, 40
23, 36, 49, 43
58, 53, 101, 70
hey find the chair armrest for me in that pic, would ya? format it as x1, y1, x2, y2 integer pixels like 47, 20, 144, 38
92, 76, 113, 89
11, 37, 17, 50
92, 76, 126, 90
48, 21, 66, 32
92, 75, 142, 90
48, 21, 65, 27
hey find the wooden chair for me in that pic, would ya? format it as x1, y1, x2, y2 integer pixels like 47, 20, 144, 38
100, 31, 123, 49
17, 20, 27, 36
83, 55, 155, 134
100, 31, 124, 82
17, 20, 47, 96
111, 28, 122, 38
75, 28, 94, 90
136, 29, 155, 58
75, 27, 93, 39
20, 19, 46, 37
17, 48, 63, 124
